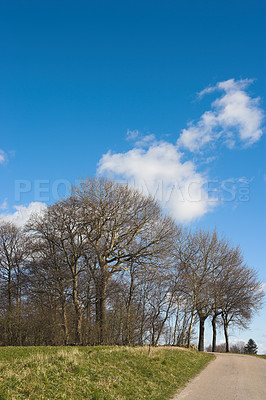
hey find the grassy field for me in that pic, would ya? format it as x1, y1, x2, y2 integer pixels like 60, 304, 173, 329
0, 346, 213, 400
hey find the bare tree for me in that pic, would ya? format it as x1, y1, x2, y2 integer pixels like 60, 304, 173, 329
0, 178, 263, 349
0, 221, 26, 345
27, 236, 72, 345
27, 197, 86, 344
219, 262, 264, 352
177, 230, 219, 351
72, 177, 177, 344
209, 238, 236, 352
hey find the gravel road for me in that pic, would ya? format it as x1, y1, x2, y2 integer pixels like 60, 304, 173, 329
173, 353, 266, 400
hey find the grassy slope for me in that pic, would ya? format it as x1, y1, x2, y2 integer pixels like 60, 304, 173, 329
0, 346, 213, 400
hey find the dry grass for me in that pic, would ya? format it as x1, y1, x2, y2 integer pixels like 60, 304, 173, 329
0, 346, 213, 399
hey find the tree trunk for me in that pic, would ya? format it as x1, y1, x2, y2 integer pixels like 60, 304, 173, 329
61, 300, 69, 345
173, 303, 180, 345
198, 316, 206, 352
139, 305, 145, 345
15, 266, 22, 346
187, 308, 195, 348
223, 320, 230, 352
72, 267, 83, 344
85, 280, 91, 345
155, 295, 173, 346
212, 314, 217, 352
151, 320, 156, 346
6, 266, 13, 345
125, 272, 134, 345
95, 276, 107, 344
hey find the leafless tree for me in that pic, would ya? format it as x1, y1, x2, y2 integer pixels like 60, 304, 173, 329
0, 177, 263, 349
72, 177, 177, 344
177, 230, 221, 351
0, 221, 26, 345
27, 197, 86, 344
219, 262, 264, 352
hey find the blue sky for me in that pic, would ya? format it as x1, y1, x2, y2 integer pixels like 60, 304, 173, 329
1, 0, 265, 352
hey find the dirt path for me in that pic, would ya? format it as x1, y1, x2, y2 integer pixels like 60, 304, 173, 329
173, 353, 266, 400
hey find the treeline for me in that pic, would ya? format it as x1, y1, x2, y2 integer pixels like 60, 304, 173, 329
206, 338, 258, 354
0, 178, 263, 351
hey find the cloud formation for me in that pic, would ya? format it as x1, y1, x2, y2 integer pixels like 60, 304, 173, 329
0, 150, 7, 164
178, 79, 264, 151
0, 202, 47, 227
98, 142, 216, 222
0, 199, 8, 211
98, 78, 264, 223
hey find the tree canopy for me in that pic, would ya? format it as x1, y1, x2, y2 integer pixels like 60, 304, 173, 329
0, 177, 264, 350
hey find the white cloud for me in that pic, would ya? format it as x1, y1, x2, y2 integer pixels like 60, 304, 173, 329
126, 129, 156, 147
0, 199, 8, 211
0, 150, 7, 164
0, 202, 47, 227
98, 78, 264, 223
135, 134, 156, 147
98, 142, 216, 223
178, 79, 264, 152
126, 129, 139, 140
178, 111, 218, 152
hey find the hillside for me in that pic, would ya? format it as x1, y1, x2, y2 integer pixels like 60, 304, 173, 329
0, 346, 213, 400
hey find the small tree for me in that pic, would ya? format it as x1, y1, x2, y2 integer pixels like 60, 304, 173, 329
244, 338, 258, 354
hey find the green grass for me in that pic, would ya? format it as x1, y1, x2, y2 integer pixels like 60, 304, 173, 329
255, 354, 266, 359
0, 346, 213, 400
241, 353, 266, 359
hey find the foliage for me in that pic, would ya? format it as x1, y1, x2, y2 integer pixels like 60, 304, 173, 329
244, 338, 258, 355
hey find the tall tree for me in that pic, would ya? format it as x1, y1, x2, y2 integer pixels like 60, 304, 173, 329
177, 230, 221, 351
0, 221, 26, 345
73, 177, 177, 344
209, 239, 238, 352
220, 263, 263, 352
28, 197, 86, 344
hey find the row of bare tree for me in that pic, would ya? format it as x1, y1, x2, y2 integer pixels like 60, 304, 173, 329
0, 178, 264, 350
